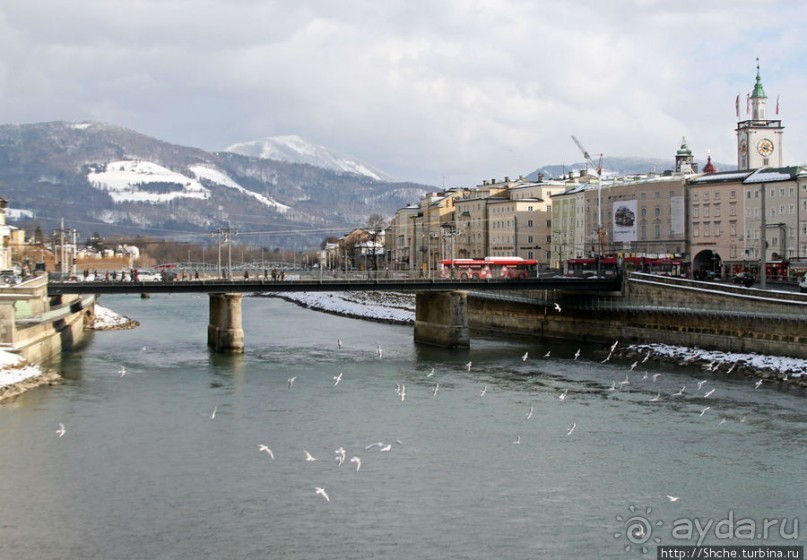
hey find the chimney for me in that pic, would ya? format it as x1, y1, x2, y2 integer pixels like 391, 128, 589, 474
538, 173, 545, 182
568, 171, 574, 180
504, 176, 510, 182
580, 169, 587, 177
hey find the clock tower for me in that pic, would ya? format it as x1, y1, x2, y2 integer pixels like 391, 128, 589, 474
736, 63, 783, 170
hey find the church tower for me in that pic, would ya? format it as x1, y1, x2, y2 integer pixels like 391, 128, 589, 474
736, 62, 783, 170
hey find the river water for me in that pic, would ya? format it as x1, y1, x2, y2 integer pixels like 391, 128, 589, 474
0, 293, 804, 559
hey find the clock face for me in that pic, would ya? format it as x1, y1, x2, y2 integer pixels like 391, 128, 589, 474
740, 140, 748, 156
757, 138, 774, 157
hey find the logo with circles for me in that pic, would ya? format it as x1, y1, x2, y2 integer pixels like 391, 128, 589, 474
614, 505, 663, 554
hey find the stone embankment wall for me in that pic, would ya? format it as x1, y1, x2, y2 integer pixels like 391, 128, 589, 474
467, 273, 807, 359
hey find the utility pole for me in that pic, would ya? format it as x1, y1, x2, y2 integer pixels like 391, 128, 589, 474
760, 183, 767, 289
212, 226, 237, 279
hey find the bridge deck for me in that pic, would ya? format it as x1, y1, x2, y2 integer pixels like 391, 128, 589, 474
47, 276, 623, 296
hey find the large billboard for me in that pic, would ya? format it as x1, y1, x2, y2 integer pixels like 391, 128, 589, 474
612, 200, 637, 243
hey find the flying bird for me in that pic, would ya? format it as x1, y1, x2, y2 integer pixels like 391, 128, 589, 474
699, 406, 711, 416
56, 423, 66, 437
554, 302, 562, 312
543, 350, 551, 358
211, 406, 217, 420
652, 373, 662, 382
558, 389, 568, 402
703, 388, 715, 398
466, 361, 472, 372
601, 352, 613, 364
350, 456, 361, 471
380, 444, 392, 452
650, 393, 661, 402
610, 340, 619, 352
315, 487, 330, 503
335, 447, 346, 466
629, 361, 638, 371
672, 386, 685, 397
513, 435, 521, 445
574, 349, 580, 360
377, 345, 383, 358
304, 449, 317, 462
641, 350, 651, 363
118, 366, 126, 378
399, 384, 406, 402
666, 495, 680, 503
287, 377, 297, 389
726, 362, 737, 374
522, 352, 528, 361
566, 422, 576, 436
754, 379, 763, 389
426, 367, 435, 378
258, 445, 274, 459
333, 372, 343, 386
432, 383, 439, 397
696, 379, 708, 390
480, 385, 487, 397
337, 339, 342, 350
608, 380, 616, 391
526, 405, 533, 419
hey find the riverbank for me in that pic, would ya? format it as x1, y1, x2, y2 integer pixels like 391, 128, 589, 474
264, 291, 805, 387
0, 304, 138, 403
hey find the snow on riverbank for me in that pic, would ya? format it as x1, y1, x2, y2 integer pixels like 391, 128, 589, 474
0, 304, 138, 402
262, 291, 415, 325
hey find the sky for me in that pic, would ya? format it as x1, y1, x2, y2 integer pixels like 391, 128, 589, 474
1, 0, 806, 188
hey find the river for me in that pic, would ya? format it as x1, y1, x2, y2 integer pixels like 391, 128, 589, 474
0, 293, 803, 559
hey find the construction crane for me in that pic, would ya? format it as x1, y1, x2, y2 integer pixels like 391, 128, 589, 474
570, 135, 606, 260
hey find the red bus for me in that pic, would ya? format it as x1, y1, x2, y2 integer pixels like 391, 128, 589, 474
442, 256, 538, 280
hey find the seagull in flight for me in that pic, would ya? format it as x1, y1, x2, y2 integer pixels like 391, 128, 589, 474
377, 345, 383, 358
315, 487, 330, 503
211, 406, 217, 420
666, 495, 680, 503
466, 361, 472, 372
426, 367, 435, 378
335, 447, 346, 466
650, 393, 661, 402
703, 388, 715, 398
522, 352, 529, 361
652, 373, 662, 382
513, 435, 521, 445
696, 379, 708, 390
56, 423, 66, 437
543, 350, 551, 358
350, 456, 361, 471
554, 302, 562, 312
118, 366, 126, 378
619, 373, 630, 387
380, 443, 392, 452
574, 348, 580, 360
399, 384, 406, 402
672, 386, 685, 397
258, 445, 274, 459
566, 422, 576, 436
754, 379, 763, 389
610, 340, 619, 352
333, 372, 343, 386
608, 380, 616, 391
726, 362, 737, 374
558, 389, 568, 402
287, 377, 296, 389
629, 361, 638, 371
718, 417, 727, 425
642, 371, 648, 381
601, 352, 613, 364
699, 406, 711, 416
526, 405, 533, 419
304, 449, 317, 462
432, 383, 439, 397
365, 442, 385, 450
480, 385, 487, 397
642, 350, 651, 363
337, 339, 342, 350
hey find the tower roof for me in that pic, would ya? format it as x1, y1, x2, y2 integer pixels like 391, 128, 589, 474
752, 63, 767, 99
702, 155, 716, 174
676, 137, 692, 157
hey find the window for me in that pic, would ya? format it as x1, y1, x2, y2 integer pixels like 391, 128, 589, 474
704, 224, 710, 237
693, 207, 699, 218
714, 222, 721, 236
654, 224, 661, 239
730, 204, 736, 217
641, 208, 647, 217
655, 207, 661, 217
693, 225, 700, 238
704, 206, 710, 218
730, 190, 736, 199
693, 193, 699, 202
714, 205, 720, 217
527, 235, 533, 243
641, 223, 647, 240
714, 191, 720, 201
730, 222, 736, 236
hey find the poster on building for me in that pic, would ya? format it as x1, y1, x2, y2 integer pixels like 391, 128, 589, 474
670, 196, 685, 235
612, 200, 637, 242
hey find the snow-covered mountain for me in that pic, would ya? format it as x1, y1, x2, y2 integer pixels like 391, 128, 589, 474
224, 135, 393, 181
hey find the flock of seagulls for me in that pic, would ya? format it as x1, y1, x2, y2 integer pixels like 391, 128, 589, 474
56, 333, 775, 511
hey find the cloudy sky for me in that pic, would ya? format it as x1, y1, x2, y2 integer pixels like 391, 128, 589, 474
1, 0, 805, 187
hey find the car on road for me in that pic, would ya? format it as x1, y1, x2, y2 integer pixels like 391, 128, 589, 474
733, 272, 755, 286
799, 273, 807, 293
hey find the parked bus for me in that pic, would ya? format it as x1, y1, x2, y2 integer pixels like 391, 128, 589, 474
441, 257, 538, 280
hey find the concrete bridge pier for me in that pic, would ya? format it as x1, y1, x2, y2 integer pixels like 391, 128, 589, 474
208, 293, 244, 353
414, 291, 470, 348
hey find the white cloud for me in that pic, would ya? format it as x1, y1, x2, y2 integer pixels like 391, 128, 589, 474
0, 0, 805, 187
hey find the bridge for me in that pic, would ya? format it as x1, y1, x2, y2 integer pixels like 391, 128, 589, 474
47, 276, 623, 296
47, 275, 623, 352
